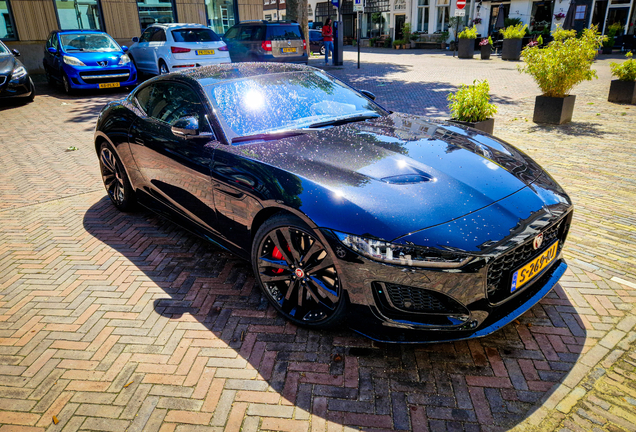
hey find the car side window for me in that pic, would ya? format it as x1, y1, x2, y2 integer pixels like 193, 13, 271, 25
150, 29, 166, 42
46, 34, 53, 49
140, 28, 154, 43
52, 35, 59, 51
133, 85, 154, 114
146, 82, 208, 129
224, 27, 239, 40
238, 27, 256, 42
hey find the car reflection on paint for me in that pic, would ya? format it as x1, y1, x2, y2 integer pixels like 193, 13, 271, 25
93, 63, 573, 343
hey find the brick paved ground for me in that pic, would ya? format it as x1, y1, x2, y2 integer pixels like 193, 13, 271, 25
0, 49, 635, 432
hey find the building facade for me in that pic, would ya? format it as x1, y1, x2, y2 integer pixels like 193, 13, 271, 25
0, 0, 263, 72
297, 0, 635, 42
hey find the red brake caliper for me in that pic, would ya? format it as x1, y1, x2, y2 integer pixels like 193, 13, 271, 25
271, 244, 291, 274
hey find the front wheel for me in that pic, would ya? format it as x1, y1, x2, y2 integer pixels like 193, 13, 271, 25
62, 74, 73, 95
159, 61, 169, 75
252, 214, 346, 329
98, 142, 136, 211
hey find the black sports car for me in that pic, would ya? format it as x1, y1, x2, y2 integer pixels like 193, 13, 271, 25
94, 63, 573, 343
0, 40, 35, 102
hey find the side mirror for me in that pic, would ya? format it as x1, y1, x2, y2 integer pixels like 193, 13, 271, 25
172, 116, 200, 138
360, 89, 376, 101
47, 47, 57, 54
132, 37, 139, 43
121, 46, 129, 52
12, 49, 20, 57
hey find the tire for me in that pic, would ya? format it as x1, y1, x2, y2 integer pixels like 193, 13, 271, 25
159, 61, 169, 75
98, 141, 136, 211
27, 78, 35, 103
62, 74, 73, 95
252, 213, 347, 329
320, 45, 326, 56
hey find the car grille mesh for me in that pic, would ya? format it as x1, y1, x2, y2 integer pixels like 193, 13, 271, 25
378, 283, 466, 314
79, 69, 130, 84
487, 221, 564, 303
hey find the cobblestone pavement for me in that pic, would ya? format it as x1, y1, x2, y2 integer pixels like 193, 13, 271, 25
0, 49, 635, 432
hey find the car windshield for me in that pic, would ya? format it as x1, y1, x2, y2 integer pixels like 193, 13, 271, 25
60, 33, 120, 52
204, 70, 385, 139
172, 28, 221, 43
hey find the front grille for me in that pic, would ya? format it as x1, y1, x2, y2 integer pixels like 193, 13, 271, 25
487, 220, 565, 303
376, 282, 466, 314
79, 69, 130, 84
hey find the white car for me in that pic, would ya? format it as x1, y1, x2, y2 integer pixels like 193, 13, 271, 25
128, 23, 230, 75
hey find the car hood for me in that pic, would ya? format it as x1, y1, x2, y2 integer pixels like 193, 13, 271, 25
63, 51, 125, 67
224, 113, 563, 241
0, 54, 16, 75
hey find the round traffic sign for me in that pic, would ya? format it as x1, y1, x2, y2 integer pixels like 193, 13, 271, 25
456, 0, 466, 9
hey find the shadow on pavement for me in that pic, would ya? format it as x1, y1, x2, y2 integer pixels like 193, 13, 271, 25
529, 122, 611, 137
83, 195, 587, 431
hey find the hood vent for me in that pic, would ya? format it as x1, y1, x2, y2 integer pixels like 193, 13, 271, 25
381, 173, 434, 185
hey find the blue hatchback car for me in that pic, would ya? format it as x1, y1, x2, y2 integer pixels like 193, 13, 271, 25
43, 30, 137, 94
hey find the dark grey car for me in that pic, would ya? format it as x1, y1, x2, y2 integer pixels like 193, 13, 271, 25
223, 21, 308, 64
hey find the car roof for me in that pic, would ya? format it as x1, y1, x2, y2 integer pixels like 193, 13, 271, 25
149, 23, 212, 30
53, 29, 107, 35
234, 20, 300, 26
149, 63, 316, 87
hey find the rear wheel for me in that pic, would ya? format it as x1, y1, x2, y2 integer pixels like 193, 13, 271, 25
99, 142, 136, 211
252, 214, 346, 329
320, 45, 326, 56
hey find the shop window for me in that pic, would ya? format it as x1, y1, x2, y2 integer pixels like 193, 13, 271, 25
206, 0, 236, 35
55, 0, 102, 30
138, 0, 176, 30
0, 0, 16, 40
417, 0, 429, 32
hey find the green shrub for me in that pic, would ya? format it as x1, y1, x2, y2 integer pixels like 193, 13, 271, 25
458, 26, 478, 39
369, 37, 377, 46
500, 23, 528, 39
611, 52, 636, 81
519, 25, 606, 97
383, 37, 392, 48
447, 80, 498, 122
603, 22, 623, 48
392, 39, 404, 47
504, 17, 522, 28
440, 31, 450, 42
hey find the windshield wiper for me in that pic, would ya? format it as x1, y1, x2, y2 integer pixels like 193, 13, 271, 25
231, 130, 306, 144
304, 114, 381, 129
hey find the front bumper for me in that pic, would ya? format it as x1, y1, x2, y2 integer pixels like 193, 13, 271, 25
0, 75, 34, 99
63, 64, 137, 89
322, 209, 572, 343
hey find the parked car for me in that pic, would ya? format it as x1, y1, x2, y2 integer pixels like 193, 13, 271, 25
94, 63, 572, 343
223, 20, 308, 64
309, 29, 325, 56
43, 30, 137, 94
0, 40, 35, 102
127, 24, 230, 75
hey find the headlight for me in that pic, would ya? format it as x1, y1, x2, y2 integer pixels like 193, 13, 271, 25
334, 231, 473, 269
118, 54, 131, 65
11, 66, 27, 80
63, 56, 86, 66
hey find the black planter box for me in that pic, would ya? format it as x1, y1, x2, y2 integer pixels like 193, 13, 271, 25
602, 46, 613, 55
481, 45, 491, 60
449, 118, 495, 134
608, 80, 636, 104
533, 95, 576, 124
458, 38, 475, 59
502, 38, 522, 61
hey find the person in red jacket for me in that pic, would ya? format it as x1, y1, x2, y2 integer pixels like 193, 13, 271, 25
322, 18, 334, 65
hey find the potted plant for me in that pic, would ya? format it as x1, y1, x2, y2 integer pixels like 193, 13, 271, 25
609, 52, 636, 104
519, 25, 605, 124
479, 36, 493, 60
500, 23, 528, 60
447, 80, 498, 134
384, 37, 392, 48
602, 23, 622, 54
440, 31, 450, 49
393, 39, 404, 49
410, 33, 418, 48
553, 12, 566, 21
458, 25, 477, 59
402, 22, 412, 49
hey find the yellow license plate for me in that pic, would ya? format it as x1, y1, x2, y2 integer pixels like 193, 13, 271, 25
99, 83, 120, 89
196, 50, 215, 55
282, 48, 297, 53
511, 241, 559, 293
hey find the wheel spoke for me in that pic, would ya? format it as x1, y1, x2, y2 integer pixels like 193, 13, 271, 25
269, 230, 294, 265
307, 276, 339, 303
101, 151, 116, 173
259, 273, 290, 284
258, 256, 288, 270
280, 228, 302, 262
301, 239, 322, 264
306, 255, 334, 275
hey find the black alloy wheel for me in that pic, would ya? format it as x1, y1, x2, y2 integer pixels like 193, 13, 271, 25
99, 142, 136, 211
252, 214, 346, 328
